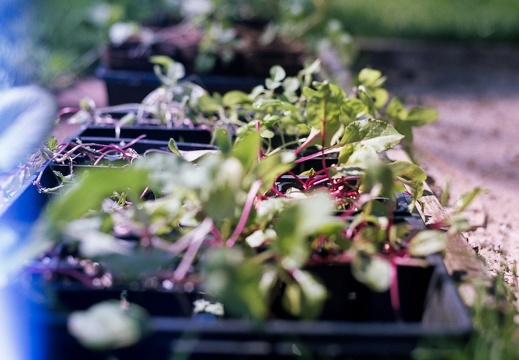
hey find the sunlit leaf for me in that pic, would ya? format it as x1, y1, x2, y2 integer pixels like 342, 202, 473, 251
213, 127, 233, 155
389, 161, 427, 205
408, 230, 447, 257
406, 107, 439, 126
352, 254, 391, 292
452, 187, 487, 213
68, 300, 149, 350
270, 65, 286, 83
358, 68, 386, 87
204, 247, 268, 319
292, 269, 327, 319
168, 138, 182, 157
222, 90, 252, 107
340, 119, 404, 151
232, 131, 261, 170
386, 97, 408, 121
46, 167, 149, 232
272, 192, 338, 268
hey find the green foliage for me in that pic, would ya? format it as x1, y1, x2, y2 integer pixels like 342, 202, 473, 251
204, 247, 269, 319
68, 300, 150, 351
331, 0, 519, 42
28, 64, 471, 327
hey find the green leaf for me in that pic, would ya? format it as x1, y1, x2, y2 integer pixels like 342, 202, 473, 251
305, 83, 345, 131
340, 119, 404, 151
232, 131, 261, 170
371, 88, 389, 109
386, 97, 408, 121
357, 86, 376, 114
254, 151, 295, 193
270, 65, 286, 82
452, 187, 487, 213
358, 68, 386, 87
342, 98, 368, 121
272, 192, 338, 268
338, 143, 379, 165
68, 300, 149, 351
222, 90, 252, 107
352, 254, 391, 292
282, 283, 301, 316
389, 161, 427, 204
406, 108, 438, 126
283, 77, 300, 94
168, 138, 182, 157
197, 93, 221, 113
408, 230, 447, 257
46, 136, 58, 151
292, 269, 327, 320
252, 98, 283, 110
260, 129, 275, 139
361, 162, 395, 202
204, 247, 268, 319
213, 127, 233, 155
46, 167, 149, 232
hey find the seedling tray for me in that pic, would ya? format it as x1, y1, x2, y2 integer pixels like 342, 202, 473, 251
20, 254, 471, 360
78, 125, 213, 144
96, 66, 265, 105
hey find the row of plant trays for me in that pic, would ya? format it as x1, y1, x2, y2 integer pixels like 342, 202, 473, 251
0, 118, 472, 359
98, 21, 307, 104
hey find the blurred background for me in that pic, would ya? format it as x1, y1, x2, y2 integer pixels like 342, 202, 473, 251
3, 0, 519, 89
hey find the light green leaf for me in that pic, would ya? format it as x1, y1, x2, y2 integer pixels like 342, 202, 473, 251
213, 127, 233, 155
222, 90, 252, 107
270, 65, 286, 82
232, 131, 261, 170
358, 68, 386, 87
252, 98, 283, 110
292, 269, 327, 320
255, 151, 295, 193
340, 119, 404, 152
408, 230, 447, 257
46, 167, 149, 232
204, 247, 268, 319
452, 187, 487, 214
361, 162, 395, 202
371, 88, 389, 109
305, 83, 345, 131
68, 300, 149, 351
389, 161, 427, 204
168, 138, 182, 157
272, 192, 338, 268
386, 97, 408, 121
352, 254, 391, 292
406, 108, 439, 126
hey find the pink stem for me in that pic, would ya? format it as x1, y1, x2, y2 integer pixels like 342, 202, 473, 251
295, 148, 339, 164
294, 130, 321, 155
173, 218, 213, 281
226, 180, 262, 248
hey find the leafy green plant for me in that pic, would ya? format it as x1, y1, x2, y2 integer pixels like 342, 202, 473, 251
12, 63, 480, 352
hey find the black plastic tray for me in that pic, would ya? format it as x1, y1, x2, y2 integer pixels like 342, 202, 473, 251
96, 66, 265, 105
78, 125, 213, 145
19, 254, 471, 360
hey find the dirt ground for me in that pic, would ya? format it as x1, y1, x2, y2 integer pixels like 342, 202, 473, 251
55, 39, 519, 303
